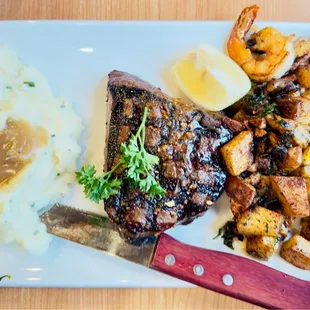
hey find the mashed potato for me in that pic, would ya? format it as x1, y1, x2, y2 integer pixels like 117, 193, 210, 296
0, 45, 83, 254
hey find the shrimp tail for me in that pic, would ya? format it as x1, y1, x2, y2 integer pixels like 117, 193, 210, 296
227, 5, 259, 66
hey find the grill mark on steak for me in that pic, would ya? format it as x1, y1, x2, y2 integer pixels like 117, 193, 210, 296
105, 70, 238, 238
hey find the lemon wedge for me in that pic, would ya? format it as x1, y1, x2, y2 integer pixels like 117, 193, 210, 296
172, 44, 251, 111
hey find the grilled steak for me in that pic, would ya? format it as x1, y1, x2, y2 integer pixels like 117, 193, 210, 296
105, 70, 243, 237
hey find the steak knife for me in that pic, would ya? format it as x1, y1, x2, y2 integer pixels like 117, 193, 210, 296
41, 205, 310, 309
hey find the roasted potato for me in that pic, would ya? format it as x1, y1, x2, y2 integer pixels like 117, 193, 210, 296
244, 173, 261, 187
237, 206, 284, 237
297, 113, 310, 127
246, 236, 277, 260
293, 166, 310, 177
225, 176, 256, 208
278, 216, 293, 240
221, 131, 254, 176
280, 235, 310, 270
268, 132, 280, 147
233, 110, 247, 122
302, 146, 310, 165
293, 123, 310, 148
247, 162, 258, 173
270, 176, 310, 217
301, 218, 310, 241
306, 178, 310, 196
278, 146, 302, 170
230, 199, 244, 219
265, 115, 295, 134
254, 128, 267, 138
296, 64, 310, 89
248, 117, 266, 129
276, 97, 302, 120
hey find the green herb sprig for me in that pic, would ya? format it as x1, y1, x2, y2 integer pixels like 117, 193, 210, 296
213, 221, 244, 250
76, 107, 165, 202
120, 108, 165, 198
258, 103, 279, 117
24, 81, 35, 87
76, 164, 122, 203
0, 275, 11, 282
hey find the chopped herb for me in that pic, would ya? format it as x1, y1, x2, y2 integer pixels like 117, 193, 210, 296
279, 132, 294, 148
266, 160, 278, 175
214, 221, 244, 250
0, 275, 11, 281
213, 228, 222, 240
258, 103, 279, 117
51, 134, 56, 138
24, 81, 35, 87
76, 107, 165, 203
271, 146, 287, 162
276, 236, 282, 243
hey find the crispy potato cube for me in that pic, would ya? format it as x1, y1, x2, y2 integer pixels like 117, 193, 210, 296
225, 176, 256, 208
268, 132, 280, 147
302, 146, 310, 166
244, 173, 261, 187
296, 64, 310, 89
306, 178, 310, 196
237, 206, 284, 237
270, 176, 309, 217
221, 131, 254, 176
279, 217, 293, 240
278, 146, 302, 170
297, 113, 310, 126
276, 97, 302, 120
293, 123, 310, 148
280, 235, 310, 270
266, 115, 295, 134
233, 110, 247, 122
247, 162, 258, 173
301, 218, 310, 241
248, 117, 266, 129
230, 199, 244, 219
293, 166, 310, 178
246, 236, 277, 260
255, 128, 267, 138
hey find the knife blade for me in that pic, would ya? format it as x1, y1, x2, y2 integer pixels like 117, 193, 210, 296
40, 204, 157, 267
41, 204, 310, 309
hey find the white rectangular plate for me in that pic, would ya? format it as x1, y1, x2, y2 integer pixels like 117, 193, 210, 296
0, 21, 309, 287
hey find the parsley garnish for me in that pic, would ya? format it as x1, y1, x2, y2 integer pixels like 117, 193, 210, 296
76, 164, 122, 203
76, 107, 165, 203
120, 108, 165, 198
258, 103, 279, 117
0, 275, 11, 281
24, 81, 35, 87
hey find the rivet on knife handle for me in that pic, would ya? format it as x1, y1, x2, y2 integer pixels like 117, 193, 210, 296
150, 234, 310, 309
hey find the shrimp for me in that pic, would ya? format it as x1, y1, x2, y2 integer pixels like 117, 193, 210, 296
227, 5, 295, 82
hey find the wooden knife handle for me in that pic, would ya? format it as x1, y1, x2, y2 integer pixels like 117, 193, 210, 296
150, 234, 310, 309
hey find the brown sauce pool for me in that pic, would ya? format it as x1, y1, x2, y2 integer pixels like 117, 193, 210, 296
0, 119, 48, 185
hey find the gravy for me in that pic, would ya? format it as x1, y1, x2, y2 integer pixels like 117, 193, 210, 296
0, 119, 48, 185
